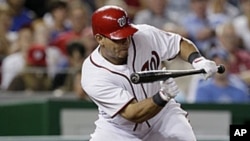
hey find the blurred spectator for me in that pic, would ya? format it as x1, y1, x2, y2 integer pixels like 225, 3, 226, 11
66, 42, 86, 69
216, 22, 250, 85
233, 0, 250, 52
7, 44, 51, 91
0, 4, 16, 44
181, 0, 216, 57
208, 0, 240, 19
188, 21, 250, 103
94, 0, 107, 9
123, 0, 144, 20
49, 1, 97, 89
32, 19, 49, 46
194, 49, 249, 103
228, 0, 241, 7
31, 19, 63, 79
82, 0, 96, 13
1, 24, 33, 90
43, 0, 71, 43
105, 0, 128, 10
66, 0, 93, 21
0, 4, 12, 55
24, 0, 48, 18
167, 0, 190, 24
207, 0, 240, 28
51, 1, 94, 56
133, 0, 171, 29
0, 5, 11, 84
160, 0, 189, 37
162, 21, 188, 38
0, 4, 13, 85
52, 41, 86, 95
73, 69, 89, 100
6, 0, 36, 32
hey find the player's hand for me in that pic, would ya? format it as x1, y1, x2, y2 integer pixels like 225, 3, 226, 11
159, 78, 180, 101
192, 56, 217, 79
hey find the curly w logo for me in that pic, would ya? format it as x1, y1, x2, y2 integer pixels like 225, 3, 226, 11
117, 16, 126, 27
141, 51, 160, 71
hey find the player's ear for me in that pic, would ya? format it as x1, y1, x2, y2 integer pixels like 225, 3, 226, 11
95, 34, 104, 44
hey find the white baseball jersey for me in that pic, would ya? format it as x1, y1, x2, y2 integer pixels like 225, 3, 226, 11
81, 24, 196, 141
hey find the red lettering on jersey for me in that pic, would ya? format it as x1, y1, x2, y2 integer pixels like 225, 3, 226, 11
141, 51, 160, 71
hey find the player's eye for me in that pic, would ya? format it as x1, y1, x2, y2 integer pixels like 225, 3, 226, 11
112, 38, 128, 44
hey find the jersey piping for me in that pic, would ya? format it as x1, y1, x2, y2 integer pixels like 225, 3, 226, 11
89, 54, 137, 118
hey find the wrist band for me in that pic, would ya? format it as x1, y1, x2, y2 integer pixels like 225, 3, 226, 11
152, 92, 167, 107
188, 52, 202, 64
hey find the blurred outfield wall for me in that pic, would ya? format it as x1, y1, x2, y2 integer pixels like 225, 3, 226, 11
0, 93, 250, 141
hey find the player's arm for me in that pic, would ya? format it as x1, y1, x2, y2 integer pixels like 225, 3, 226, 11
119, 98, 162, 123
178, 37, 200, 61
178, 37, 217, 79
119, 78, 178, 123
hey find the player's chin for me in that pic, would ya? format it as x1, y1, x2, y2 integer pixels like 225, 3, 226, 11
118, 51, 129, 58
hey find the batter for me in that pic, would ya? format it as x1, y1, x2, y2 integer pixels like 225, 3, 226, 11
81, 5, 217, 141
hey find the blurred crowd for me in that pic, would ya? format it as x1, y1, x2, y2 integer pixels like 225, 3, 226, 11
0, 0, 249, 104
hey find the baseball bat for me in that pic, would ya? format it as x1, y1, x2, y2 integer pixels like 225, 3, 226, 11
130, 64, 225, 84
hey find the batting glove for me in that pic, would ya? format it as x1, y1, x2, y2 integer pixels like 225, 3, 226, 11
159, 78, 180, 101
192, 56, 217, 79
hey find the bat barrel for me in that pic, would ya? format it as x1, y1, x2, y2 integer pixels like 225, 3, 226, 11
130, 72, 171, 84
130, 69, 204, 84
130, 64, 225, 84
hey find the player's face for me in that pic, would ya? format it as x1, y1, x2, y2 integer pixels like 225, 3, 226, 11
96, 35, 131, 65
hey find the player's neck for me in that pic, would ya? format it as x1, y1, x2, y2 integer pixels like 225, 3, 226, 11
99, 47, 127, 65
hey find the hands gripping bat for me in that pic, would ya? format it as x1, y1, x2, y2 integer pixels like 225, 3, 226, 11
130, 64, 225, 84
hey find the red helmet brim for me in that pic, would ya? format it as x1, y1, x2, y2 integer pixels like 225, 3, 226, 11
105, 24, 138, 40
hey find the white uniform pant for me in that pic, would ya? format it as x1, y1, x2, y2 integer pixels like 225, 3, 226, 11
90, 101, 196, 141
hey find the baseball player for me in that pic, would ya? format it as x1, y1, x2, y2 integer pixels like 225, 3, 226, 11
81, 5, 217, 141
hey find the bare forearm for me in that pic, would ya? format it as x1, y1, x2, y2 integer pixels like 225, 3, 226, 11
179, 37, 200, 61
120, 98, 162, 123
239, 70, 250, 85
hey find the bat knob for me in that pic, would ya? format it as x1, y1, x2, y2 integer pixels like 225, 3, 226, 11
130, 73, 140, 84
217, 64, 225, 74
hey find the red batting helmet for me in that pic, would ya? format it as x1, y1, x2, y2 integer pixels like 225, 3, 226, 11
91, 5, 138, 40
